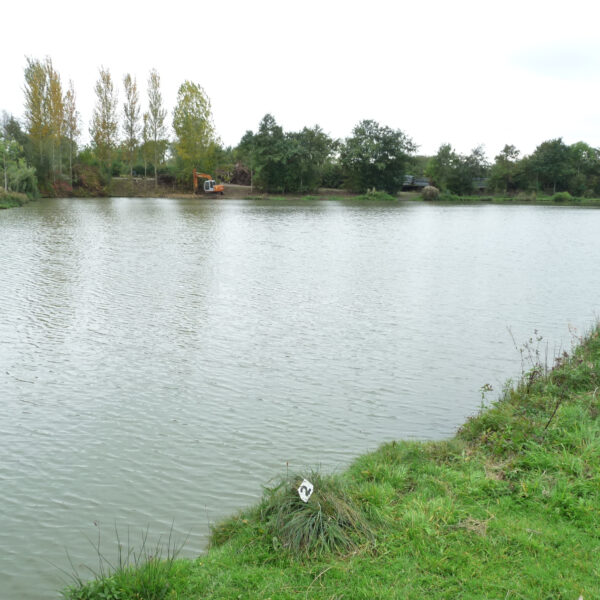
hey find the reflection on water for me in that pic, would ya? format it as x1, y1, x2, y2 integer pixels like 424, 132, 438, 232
1, 197, 599, 598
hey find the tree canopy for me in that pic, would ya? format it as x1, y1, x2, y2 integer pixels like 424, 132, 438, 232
340, 120, 416, 193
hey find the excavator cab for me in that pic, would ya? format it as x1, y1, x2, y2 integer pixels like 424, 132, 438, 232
204, 179, 216, 193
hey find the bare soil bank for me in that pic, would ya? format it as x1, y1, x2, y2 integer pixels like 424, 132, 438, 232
109, 177, 362, 200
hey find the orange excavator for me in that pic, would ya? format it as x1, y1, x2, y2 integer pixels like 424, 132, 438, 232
193, 169, 225, 195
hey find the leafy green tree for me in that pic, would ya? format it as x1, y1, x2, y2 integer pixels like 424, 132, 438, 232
90, 67, 119, 176
425, 143, 455, 190
426, 144, 489, 195
568, 141, 600, 195
122, 73, 140, 178
252, 114, 288, 192
235, 130, 257, 189
1, 135, 37, 195
340, 120, 416, 193
1, 112, 28, 151
489, 145, 520, 193
172, 81, 218, 178
529, 138, 571, 193
288, 126, 335, 192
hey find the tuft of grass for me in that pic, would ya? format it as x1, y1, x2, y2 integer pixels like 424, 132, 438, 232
61, 526, 188, 600
211, 471, 375, 558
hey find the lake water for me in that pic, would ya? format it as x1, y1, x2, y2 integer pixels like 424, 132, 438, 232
1, 198, 599, 599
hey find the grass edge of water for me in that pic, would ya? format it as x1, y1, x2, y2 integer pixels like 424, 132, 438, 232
62, 324, 600, 599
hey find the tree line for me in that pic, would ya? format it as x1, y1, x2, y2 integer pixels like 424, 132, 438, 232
3, 56, 600, 199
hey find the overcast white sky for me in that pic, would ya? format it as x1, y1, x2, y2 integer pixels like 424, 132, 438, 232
3, 0, 600, 158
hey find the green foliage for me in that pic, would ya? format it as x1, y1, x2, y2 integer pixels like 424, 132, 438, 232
529, 137, 572, 194
0, 189, 30, 208
340, 120, 416, 194
320, 160, 344, 189
1, 129, 38, 196
438, 190, 461, 201
551, 190, 573, 202
488, 144, 521, 193
72, 149, 106, 195
425, 144, 489, 195
238, 115, 336, 194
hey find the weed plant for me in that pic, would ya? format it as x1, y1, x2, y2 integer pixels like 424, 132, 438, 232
62, 526, 187, 600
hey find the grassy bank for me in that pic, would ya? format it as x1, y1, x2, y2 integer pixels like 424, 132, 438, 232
64, 328, 600, 599
0, 190, 31, 209
420, 190, 600, 206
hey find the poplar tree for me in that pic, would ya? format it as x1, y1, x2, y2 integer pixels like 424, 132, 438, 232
45, 58, 64, 180
63, 80, 80, 185
122, 73, 140, 178
147, 69, 167, 187
141, 112, 151, 178
23, 57, 49, 179
90, 67, 118, 175
172, 81, 217, 174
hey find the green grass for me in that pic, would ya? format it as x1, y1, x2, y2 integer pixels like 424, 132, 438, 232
420, 191, 600, 206
63, 326, 600, 599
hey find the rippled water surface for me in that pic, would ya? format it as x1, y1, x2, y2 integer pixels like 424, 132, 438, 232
1, 198, 599, 598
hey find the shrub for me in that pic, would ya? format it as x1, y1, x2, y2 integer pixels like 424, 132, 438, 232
515, 191, 536, 202
438, 191, 461, 202
551, 191, 573, 202
421, 185, 440, 201
0, 189, 29, 209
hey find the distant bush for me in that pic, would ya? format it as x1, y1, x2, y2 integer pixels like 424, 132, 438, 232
515, 191, 536, 202
73, 163, 106, 196
551, 191, 573, 202
421, 185, 440, 201
438, 191, 461, 202
0, 189, 29, 209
